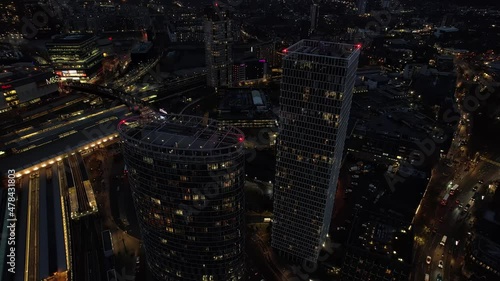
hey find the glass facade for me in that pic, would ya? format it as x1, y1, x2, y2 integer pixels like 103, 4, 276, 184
272, 40, 360, 263
46, 35, 102, 82
119, 114, 246, 281
204, 8, 233, 88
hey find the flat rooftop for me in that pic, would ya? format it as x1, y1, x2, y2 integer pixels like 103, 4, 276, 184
0, 63, 53, 85
346, 210, 413, 266
131, 42, 153, 54
48, 34, 96, 44
119, 114, 244, 152
218, 88, 269, 111
471, 235, 500, 270
285, 40, 360, 59
0, 119, 120, 173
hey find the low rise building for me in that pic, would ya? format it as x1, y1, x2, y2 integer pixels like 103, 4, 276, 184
216, 88, 277, 128
341, 211, 413, 281
0, 63, 59, 113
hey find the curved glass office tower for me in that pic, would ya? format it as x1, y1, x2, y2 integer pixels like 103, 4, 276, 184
119, 114, 246, 281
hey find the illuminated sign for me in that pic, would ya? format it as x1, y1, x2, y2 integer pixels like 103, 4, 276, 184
1, 85, 12, 89
60, 70, 86, 77
46, 76, 59, 85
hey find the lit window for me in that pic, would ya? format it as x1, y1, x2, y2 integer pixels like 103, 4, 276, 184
143, 156, 153, 164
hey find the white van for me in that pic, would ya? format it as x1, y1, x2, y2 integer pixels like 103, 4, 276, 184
440, 235, 447, 246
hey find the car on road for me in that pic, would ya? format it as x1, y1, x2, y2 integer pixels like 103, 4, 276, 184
478, 179, 484, 184
439, 217, 444, 223
426, 256, 432, 264
352, 175, 359, 179
351, 182, 358, 186
438, 260, 443, 268
458, 203, 463, 208
437, 274, 443, 281
346, 189, 353, 193
456, 199, 460, 204
464, 204, 470, 212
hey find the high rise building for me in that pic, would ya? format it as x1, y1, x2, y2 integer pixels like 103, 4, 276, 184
204, 5, 233, 89
309, 4, 320, 35
272, 40, 360, 263
356, 0, 367, 14
46, 34, 102, 82
119, 114, 246, 281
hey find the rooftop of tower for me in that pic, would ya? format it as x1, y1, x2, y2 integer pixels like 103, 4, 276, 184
118, 113, 244, 152
284, 39, 361, 60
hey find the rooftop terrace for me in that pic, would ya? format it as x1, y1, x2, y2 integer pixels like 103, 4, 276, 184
118, 114, 244, 153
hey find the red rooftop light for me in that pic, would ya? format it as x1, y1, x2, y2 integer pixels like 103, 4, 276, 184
283, 49, 288, 53
238, 137, 244, 142
356, 44, 362, 49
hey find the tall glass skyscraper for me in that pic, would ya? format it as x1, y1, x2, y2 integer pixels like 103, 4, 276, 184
119, 114, 246, 281
272, 40, 360, 263
204, 5, 233, 89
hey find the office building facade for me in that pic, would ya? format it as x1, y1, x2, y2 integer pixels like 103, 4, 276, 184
46, 34, 102, 83
0, 63, 59, 113
204, 6, 233, 89
310, 4, 320, 35
119, 114, 246, 281
272, 40, 360, 263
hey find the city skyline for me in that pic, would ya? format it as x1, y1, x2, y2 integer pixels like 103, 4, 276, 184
0, 1, 499, 281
